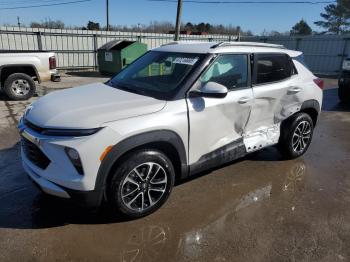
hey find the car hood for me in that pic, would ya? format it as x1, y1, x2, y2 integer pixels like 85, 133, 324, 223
26, 83, 166, 129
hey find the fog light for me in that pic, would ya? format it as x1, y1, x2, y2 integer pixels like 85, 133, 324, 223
64, 147, 84, 175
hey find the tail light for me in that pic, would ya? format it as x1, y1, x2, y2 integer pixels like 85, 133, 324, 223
49, 56, 56, 70
313, 78, 324, 90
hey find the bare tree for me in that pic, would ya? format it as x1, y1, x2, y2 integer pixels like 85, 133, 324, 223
30, 18, 65, 29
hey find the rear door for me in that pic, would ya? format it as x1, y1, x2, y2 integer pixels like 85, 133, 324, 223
244, 53, 298, 152
187, 53, 253, 171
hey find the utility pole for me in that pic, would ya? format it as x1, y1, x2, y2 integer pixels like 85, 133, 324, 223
174, 0, 182, 41
106, 0, 110, 31
17, 16, 21, 29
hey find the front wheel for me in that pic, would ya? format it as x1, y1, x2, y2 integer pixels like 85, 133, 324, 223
278, 113, 314, 159
107, 150, 175, 218
3, 73, 36, 100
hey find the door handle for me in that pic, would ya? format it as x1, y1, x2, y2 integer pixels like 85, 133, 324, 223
288, 86, 302, 94
238, 97, 250, 104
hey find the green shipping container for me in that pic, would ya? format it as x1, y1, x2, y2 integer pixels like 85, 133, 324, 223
97, 40, 147, 75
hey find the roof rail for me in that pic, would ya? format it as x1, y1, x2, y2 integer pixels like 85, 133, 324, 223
161, 41, 179, 47
210, 41, 285, 49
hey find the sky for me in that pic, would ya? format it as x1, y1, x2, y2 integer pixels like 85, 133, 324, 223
0, 0, 330, 34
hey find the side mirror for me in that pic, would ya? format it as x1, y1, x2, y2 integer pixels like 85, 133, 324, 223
189, 82, 228, 99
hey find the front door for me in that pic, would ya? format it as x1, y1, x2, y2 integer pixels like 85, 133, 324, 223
187, 54, 253, 172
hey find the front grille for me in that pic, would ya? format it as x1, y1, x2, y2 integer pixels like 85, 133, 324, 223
22, 138, 51, 169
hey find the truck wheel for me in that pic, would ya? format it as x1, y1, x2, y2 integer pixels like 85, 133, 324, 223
338, 84, 350, 102
107, 149, 175, 218
3, 73, 36, 100
278, 113, 314, 159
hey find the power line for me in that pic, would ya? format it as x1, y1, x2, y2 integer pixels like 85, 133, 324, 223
147, 0, 335, 4
0, 0, 72, 4
0, 0, 79, 6
0, 0, 91, 10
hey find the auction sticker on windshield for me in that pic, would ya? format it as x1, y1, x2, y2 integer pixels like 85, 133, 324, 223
173, 57, 199, 65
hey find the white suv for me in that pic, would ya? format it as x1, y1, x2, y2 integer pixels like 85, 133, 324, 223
19, 42, 323, 218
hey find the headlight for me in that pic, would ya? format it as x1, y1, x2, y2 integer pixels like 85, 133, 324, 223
41, 127, 102, 136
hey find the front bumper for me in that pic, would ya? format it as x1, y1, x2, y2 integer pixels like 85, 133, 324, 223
18, 118, 118, 206
23, 154, 103, 207
23, 159, 70, 198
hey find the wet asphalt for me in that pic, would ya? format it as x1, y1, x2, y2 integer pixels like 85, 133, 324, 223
0, 80, 350, 261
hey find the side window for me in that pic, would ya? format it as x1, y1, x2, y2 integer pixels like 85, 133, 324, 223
254, 54, 292, 85
198, 54, 248, 90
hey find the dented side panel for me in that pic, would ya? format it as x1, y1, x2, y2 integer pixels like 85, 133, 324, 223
243, 59, 323, 152
246, 77, 301, 132
187, 88, 253, 165
244, 123, 280, 153
243, 76, 304, 151
187, 53, 323, 165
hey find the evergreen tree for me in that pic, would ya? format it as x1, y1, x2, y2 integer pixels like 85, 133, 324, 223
314, 0, 350, 34
291, 19, 312, 35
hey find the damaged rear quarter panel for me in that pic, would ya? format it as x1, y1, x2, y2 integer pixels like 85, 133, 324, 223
243, 60, 321, 153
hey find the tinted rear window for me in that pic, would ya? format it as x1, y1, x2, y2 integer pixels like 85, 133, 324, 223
254, 54, 292, 85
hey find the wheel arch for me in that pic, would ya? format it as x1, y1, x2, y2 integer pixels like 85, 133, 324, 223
280, 99, 320, 143
95, 130, 188, 197
299, 99, 320, 126
0, 64, 40, 87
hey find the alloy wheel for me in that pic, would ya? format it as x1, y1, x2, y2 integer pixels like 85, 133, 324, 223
292, 120, 311, 154
121, 162, 168, 212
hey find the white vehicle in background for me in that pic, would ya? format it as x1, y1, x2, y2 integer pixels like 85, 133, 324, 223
0, 51, 60, 100
19, 42, 323, 218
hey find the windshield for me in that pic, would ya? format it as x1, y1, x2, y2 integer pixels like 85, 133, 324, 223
108, 51, 205, 99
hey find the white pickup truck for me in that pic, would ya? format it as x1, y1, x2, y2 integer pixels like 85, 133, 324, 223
0, 51, 60, 100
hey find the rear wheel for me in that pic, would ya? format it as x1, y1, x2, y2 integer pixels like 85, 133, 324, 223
278, 113, 314, 159
3, 73, 36, 100
107, 150, 175, 218
338, 83, 350, 102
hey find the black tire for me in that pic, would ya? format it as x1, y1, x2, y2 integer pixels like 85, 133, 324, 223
3, 73, 36, 100
107, 149, 175, 218
278, 113, 314, 159
338, 83, 350, 102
